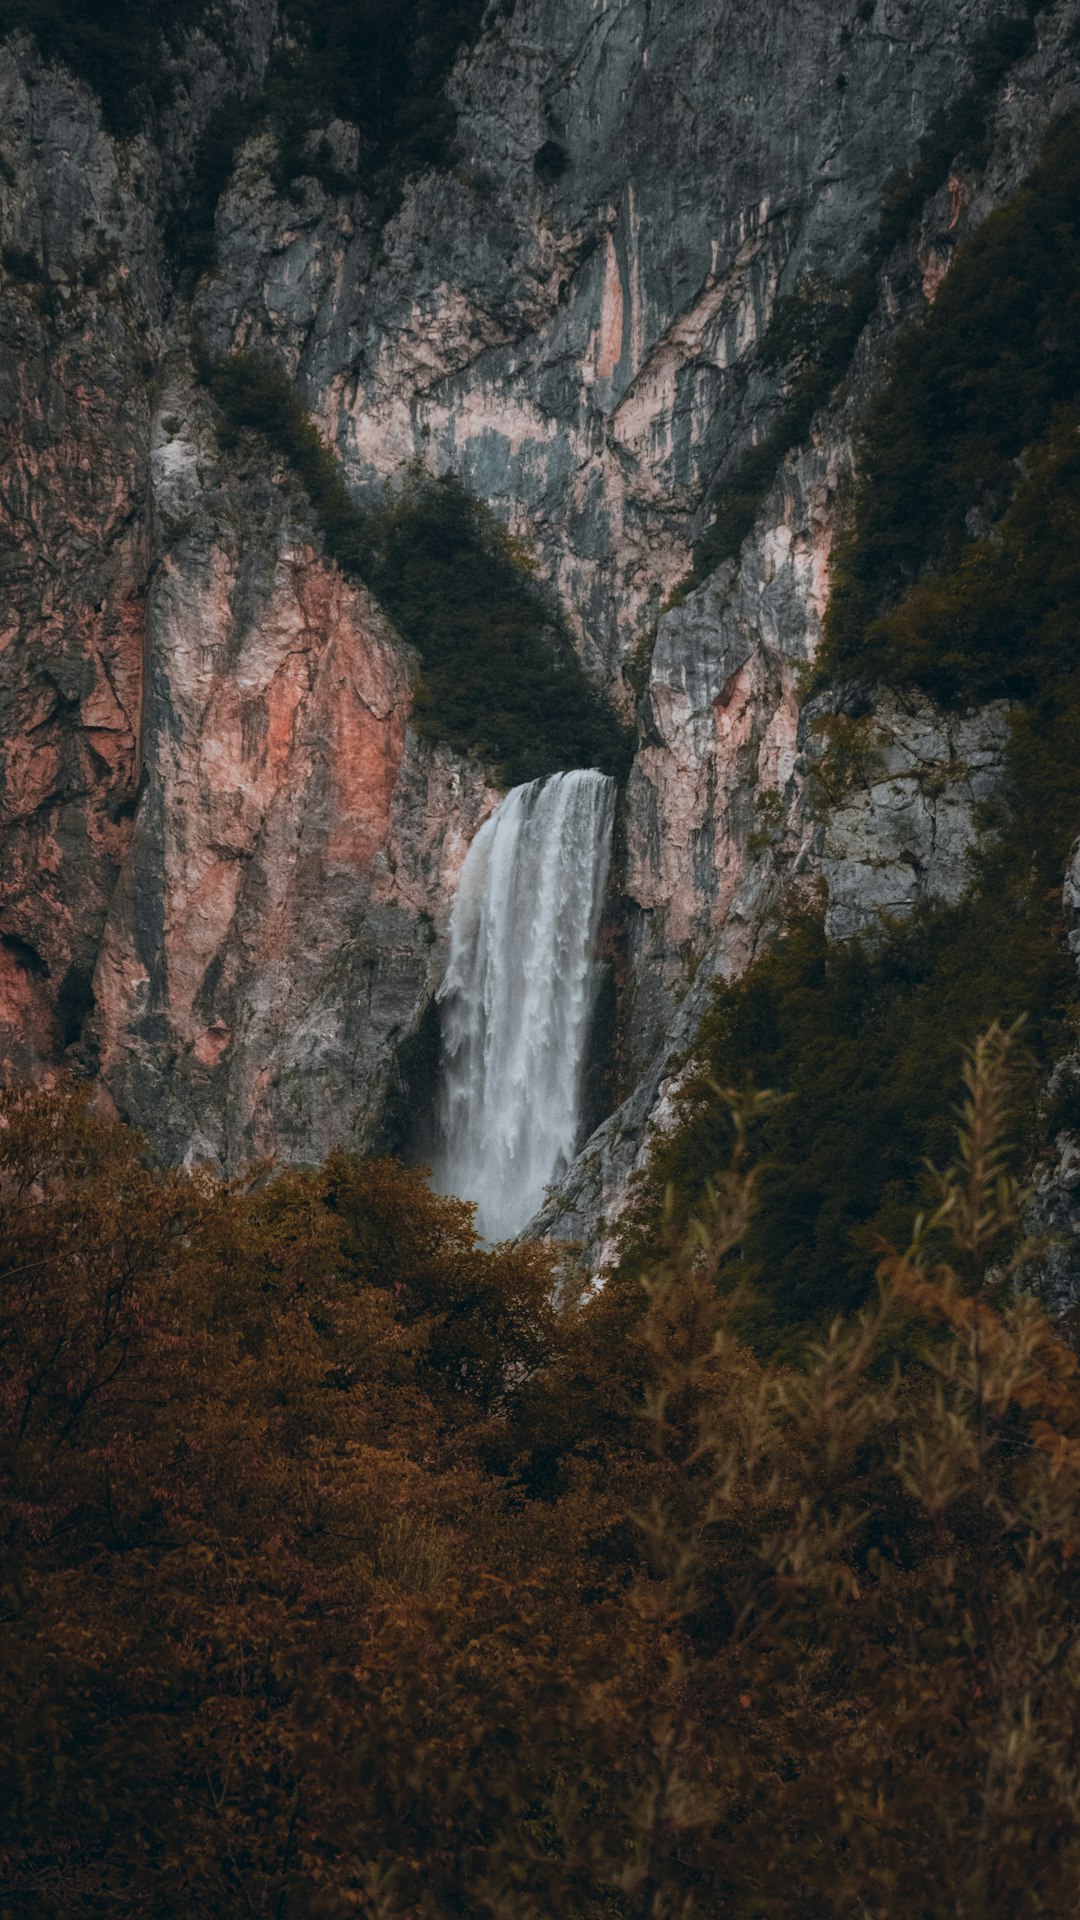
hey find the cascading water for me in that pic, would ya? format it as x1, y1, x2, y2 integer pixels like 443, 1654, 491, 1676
431, 769, 615, 1241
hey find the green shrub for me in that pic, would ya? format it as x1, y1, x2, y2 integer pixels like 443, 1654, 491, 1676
201, 349, 631, 787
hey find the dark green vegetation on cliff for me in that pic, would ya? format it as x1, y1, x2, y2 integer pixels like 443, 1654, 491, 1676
823, 108, 1080, 694
630, 112, 1080, 1349
3, 1055, 1080, 1916
0, 0, 207, 135
370, 474, 633, 788
0, 0, 488, 272
625, 866, 1075, 1351
676, 0, 1053, 597
201, 348, 631, 788
269, 0, 488, 193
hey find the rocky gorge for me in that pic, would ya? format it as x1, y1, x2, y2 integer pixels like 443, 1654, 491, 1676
2, 0, 1080, 1282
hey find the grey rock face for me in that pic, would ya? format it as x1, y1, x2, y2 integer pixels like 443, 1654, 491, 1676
810, 695, 1011, 943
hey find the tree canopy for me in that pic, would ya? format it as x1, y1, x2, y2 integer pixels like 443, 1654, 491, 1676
2, 1042, 1079, 1916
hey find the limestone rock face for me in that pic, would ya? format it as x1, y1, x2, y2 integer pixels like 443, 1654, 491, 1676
0, 51, 157, 1083
812, 697, 1011, 945
0, 0, 1079, 1202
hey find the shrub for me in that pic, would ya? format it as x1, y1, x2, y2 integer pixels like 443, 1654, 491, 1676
0, 243, 40, 281
533, 137, 569, 180
265, 0, 486, 200
164, 94, 263, 282
0, 0, 208, 137
367, 471, 634, 787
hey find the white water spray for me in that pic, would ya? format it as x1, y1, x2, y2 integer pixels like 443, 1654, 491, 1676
432, 769, 615, 1240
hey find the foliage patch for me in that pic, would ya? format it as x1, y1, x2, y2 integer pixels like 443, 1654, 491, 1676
4, 1053, 1080, 1912
201, 348, 631, 787
0, 0, 210, 136
823, 110, 1080, 688
268, 0, 487, 198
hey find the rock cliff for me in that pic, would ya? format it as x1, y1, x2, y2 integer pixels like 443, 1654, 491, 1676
1, 0, 1079, 1234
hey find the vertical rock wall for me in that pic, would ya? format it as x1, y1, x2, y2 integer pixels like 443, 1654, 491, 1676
1, 0, 1078, 1192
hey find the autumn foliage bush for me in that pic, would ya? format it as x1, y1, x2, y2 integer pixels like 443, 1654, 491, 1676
2, 1030, 1079, 1915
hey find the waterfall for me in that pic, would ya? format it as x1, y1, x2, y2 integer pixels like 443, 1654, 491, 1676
432, 769, 615, 1241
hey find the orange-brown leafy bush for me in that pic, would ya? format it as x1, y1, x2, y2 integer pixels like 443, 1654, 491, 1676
1, 1040, 1078, 1917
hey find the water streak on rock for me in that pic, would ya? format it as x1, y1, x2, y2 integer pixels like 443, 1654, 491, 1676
433, 770, 615, 1239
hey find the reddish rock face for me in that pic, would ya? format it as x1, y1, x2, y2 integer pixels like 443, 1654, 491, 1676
0, 282, 491, 1168
89, 394, 492, 1169
0, 293, 149, 1082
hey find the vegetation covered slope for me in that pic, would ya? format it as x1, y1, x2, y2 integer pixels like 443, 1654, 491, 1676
0, 0, 487, 183
673, 0, 1054, 599
0, 0, 490, 281
2, 1039, 1080, 1917
822, 109, 1080, 696
625, 113, 1080, 1348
